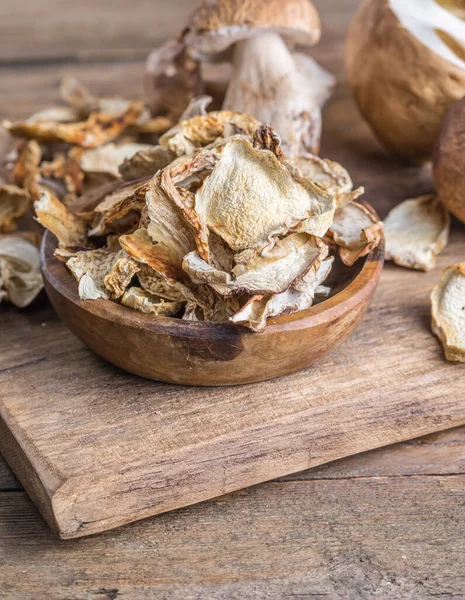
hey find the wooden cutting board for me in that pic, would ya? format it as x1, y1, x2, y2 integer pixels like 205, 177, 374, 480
1, 228, 465, 539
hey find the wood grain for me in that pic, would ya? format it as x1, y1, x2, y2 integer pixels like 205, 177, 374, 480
1, 476, 465, 599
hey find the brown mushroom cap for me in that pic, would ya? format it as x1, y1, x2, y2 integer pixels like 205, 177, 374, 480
434, 96, 465, 225
185, 0, 321, 57
346, 0, 465, 162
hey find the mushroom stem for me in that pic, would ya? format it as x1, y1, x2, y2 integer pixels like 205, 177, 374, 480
222, 32, 323, 157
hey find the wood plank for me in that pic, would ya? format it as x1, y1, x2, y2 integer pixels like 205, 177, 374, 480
1, 476, 465, 599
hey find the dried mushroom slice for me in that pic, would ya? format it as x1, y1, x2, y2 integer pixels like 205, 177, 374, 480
194, 138, 334, 254
287, 154, 364, 208
0, 185, 29, 232
4, 101, 144, 149
89, 181, 149, 237
119, 228, 186, 282
34, 190, 87, 250
121, 287, 183, 316
329, 202, 383, 267
67, 248, 134, 300
183, 233, 328, 296
104, 255, 141, 299
431, 263, 465, 362
79, 143, 152, 179
119, 145, 176, 181
10, 140, 41, 192
385, 195, 450, 272
159, 110, 261, 156
138, 265, 195, 303
231, 256, 334, 333
0, 235, 43, 307
40, 151, 84, 202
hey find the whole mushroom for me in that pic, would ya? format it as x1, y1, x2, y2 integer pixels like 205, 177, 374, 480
346, 0, 465, 162
182, 0, 336, 157
434, 96, 465, 224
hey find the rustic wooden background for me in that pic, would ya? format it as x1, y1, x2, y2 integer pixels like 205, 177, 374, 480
2, 0, 465, 598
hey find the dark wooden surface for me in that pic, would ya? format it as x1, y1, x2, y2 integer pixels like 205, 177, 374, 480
2, 0, 465, 596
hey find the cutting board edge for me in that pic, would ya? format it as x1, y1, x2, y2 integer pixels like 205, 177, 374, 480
0, 415, 60, 532
40, 413, 465, 539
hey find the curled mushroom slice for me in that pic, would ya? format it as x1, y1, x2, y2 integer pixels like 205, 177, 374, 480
4, 101, 144, 149
34, 190, 87, 251
329, 202, 384, 267
0, 235, 43, 308
0, 185, 29, 233
431, 262, 465, 362
180, 96, 213, 121
287, 154, 364, 208
184, 234, 328, 297
231, 256, 333, 333
385, 194, 450, 272
194, 138, 334, 255
79, 143, 152, 179
89, 181, 149, 237
67, 249, 136, 300
159, 111, 261, 157
121, 287, 183, 316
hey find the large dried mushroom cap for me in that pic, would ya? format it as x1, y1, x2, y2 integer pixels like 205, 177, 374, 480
385, 194, 450, 271
431, 262, 465, 362
185, 0, 321, 57
346, 0, 465, 161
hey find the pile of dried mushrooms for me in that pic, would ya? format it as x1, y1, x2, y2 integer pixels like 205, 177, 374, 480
1, 76, 384, 332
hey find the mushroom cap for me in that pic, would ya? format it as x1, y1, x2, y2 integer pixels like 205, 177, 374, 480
434, 96, 465, 225
185, 0, 321, 58
346, 0, 465, 162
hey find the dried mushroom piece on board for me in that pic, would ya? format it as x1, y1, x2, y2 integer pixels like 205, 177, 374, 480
431, 262, 465, 362
0, 234, 43, 308
329, 202, 384, 267
385, 194, 450, 271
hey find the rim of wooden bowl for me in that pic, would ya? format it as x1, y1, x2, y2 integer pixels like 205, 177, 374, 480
41, 230, 384, 339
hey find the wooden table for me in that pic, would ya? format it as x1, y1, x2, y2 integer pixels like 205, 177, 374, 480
2, 0, 465, 597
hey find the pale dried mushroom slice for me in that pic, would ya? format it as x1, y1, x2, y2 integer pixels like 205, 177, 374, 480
79, 143, 153, 179
183, 233, 328, 296
0, 235, 43, 307
34, 191, 87, 251
138, 265, 195, 303
194, 137, 334, 254
431, 262, 465, 362
180, 96, 213, 121
4, 101, 144, 149
385, 194, 450, 272
231, 255, 334, 333
67, 248, 133, 300
329, 202, 384, 267
121, 287, 184, 316
159, 111, 261, 157
287, 154, 364, 208
0, 185, 29, 232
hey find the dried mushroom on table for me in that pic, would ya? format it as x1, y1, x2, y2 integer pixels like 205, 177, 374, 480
12, 93, 382, 332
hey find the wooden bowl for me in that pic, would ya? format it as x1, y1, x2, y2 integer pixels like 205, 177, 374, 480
41, 231, 384, 386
